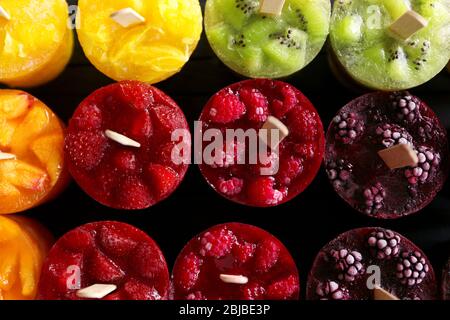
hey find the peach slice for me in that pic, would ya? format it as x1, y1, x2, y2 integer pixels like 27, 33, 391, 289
31, 134, 64, 184
0, 160, 48, 191
11, 106, 50, 155
0, 118, 16, 148
0, 248, 18, 291
0, 181, 20, 198
0, 94, 29, 120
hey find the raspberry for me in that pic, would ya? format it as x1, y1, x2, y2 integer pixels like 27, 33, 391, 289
199, 226, 236, 258
61, 227, 94, 252
208, 141, 245, 169
117, 81, 154, 110
233, 241, 256, 264
186, 291, 206, 300
145, 164, 179, 199
241, 282, 266, 300
266, 275, 299, 300
98, 224, 138, 258
238, 87, 269, 122
176, 252, 203, 292
286, 107, 318, 141
207, 89, 246, 124
280, 85, 298, 110
254, 239, 280, 273
87, 250, 125, 283
123, 279, 161, 300
72, 104, 103, 131
115, 177, 154, 210
130, 243, 167, 280
218, 177, 244, 196
65, 131, 107, 171
276, 157, 303, 186
247, 177, 285, 206
112, 150, 136, 172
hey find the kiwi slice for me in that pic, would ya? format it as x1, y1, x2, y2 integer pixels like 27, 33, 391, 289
205, 0, 331, 78
330, 0, 450, 90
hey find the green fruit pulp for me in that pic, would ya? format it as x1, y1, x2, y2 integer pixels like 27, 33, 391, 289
330, 0, 450, 90
205, 0, 331, 78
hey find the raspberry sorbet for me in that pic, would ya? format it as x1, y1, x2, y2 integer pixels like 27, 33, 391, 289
65, 81, 190, 210
172, 223, 299, 300
325, 92, 449, 218
38, 221, 169, 300
307, 227, 437, 300
198, 79, 325, 207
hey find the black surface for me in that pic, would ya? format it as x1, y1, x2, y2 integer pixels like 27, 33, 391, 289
4, 0, 449, 298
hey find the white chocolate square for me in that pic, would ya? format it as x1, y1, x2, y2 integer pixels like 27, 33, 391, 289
259, 0, 286, 16
389, 10, 428, 40
110, 8, 146, 28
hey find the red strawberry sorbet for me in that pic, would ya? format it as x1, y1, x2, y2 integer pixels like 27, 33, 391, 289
172, 223, 299, 300
38, 221, 169, 300
65, 81, 190, 210
198, 79, 325, 207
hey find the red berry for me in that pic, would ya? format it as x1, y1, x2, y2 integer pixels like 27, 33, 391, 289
207, 89, 246, 124
276, 157, 303, 186
247, 177, 284, 206
123, 278, 162, 300
61, 227, 94, 252
238, 87, 269, 122
130, 109, 152, 139
115, 177, 154, 210
98, 224, 138, 258
254, 239, 280, 273
151, 104, 186, 133
199, 226, 236, 258
87, 250, 125, 283
233, 241, 256, 264
286, 107, 319, 141
129, 243, 167, 280
218, 177, 244, 196
280, 85, 298, 111
176, 252, 203, 292
117, 81, 154, 110
241, 282, 266, 300
145, 164, 179, 199
72, 104, 103, 131
65, 131, 107, 171
266, 275, 299, 300
155, 142, 186, 168
112, 150, 137, 172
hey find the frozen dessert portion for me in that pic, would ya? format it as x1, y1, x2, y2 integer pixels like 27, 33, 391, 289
172, 223, 299, 300
330, 0, 450, 90
325, 91, 449, 219
205, 0, 330, 78
307, 227, 438, 300
198, 79, 325, 207
77, 0, 203, 84
65, 81, 191, 210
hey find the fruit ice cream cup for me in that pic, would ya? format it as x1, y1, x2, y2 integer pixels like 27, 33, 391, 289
76, 0, 203, 84
0, 216, 53, 300
65, 81, 191, 210
38, 221, 170, 300
325, 91, 449, 219
0, 90, 69, 214
205, 0, 331, 78
0, 0, 73, 88
307, 227, 438, 300
198, 79, 325, 207
330, 0, 450, 91
172, 222, 299, 300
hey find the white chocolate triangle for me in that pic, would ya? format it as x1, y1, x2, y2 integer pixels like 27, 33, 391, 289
76, 284, 117, 299
110, 8, 145, 28
105, 130, 141, 148
219, 274, 249, 284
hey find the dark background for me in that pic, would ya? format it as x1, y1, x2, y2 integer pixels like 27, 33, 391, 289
6, 0, 449, 298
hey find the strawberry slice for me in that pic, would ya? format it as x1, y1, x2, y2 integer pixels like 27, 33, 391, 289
87, 250, 125, 283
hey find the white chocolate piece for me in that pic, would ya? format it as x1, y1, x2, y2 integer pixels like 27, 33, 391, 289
388, 10, 428, 40
105, 130, 141, 148
0, 6, 10, 21
373, 286, 399, 300
0, 152, 16, 160
110, 8, 146, 28
378, 144, 418, 169
259, 0, 286, 16
219, 274, 249, 284
76, 284, 117, 299
259, 116, 289, 150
